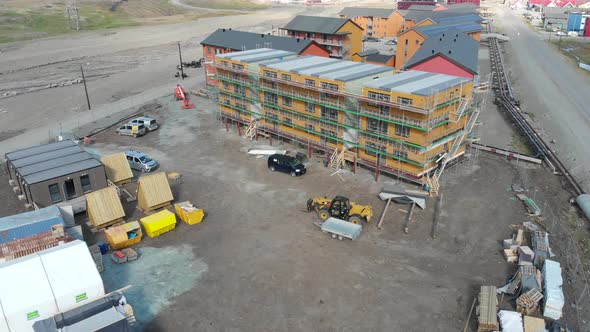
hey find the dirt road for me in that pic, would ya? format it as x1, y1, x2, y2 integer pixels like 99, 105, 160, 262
495, 6, 590, 192
0, 4, 343, 149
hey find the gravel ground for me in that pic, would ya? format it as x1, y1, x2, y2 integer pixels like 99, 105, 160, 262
1, 94, 580, 330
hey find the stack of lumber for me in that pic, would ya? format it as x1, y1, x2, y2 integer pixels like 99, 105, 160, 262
101, 153, 133, 185
477, 286, 498, 331
137, 172, 174, 212
86, 186, 125, 229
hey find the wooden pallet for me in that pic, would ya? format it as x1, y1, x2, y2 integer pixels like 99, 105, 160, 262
140, 202, 173, 214
477, 286, 499, 331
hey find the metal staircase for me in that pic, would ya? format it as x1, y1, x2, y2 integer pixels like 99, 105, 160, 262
451, 97, 471, 122
426, 78, 490, 196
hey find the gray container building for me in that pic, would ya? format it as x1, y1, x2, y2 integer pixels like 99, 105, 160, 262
5, 140, 107, 210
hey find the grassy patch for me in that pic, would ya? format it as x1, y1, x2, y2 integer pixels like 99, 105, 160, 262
551, 40, 590, 64
184, 0, 268, 10
0, 1, 239, 43
511, 134, 534, 155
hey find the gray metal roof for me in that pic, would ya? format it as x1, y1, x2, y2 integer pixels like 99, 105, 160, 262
24, 159, 103, 185
366, 53, 394, 63
0, 205, 62, 232
10, 146, 83, 168
6, 140, 103, 185
357, 49, 380, 57
321, 64, 391, 81
5, 140, 76, 161
339, 7, 396, 18
217, 48, 297, 63
405, 28, 479, 73
414, 20, 483, 37
263, 56, 338, 72
282, 15, 353, 34
200, 29, 326, 54
403, 8, 478, 22
363, 70, 469, 95
407, 4, 438, 10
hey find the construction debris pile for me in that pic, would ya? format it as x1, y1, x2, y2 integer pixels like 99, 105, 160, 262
476, 221, 569, 332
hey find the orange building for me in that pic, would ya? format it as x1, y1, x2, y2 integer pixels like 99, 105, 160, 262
339, 7, 405, 38
281, 15, 364, 61
395, 21, 483, 70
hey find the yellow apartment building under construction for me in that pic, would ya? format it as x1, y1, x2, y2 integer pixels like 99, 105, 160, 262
214, 48, 481, 186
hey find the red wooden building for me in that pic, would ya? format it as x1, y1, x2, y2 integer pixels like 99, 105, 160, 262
404, 28, 479, 79
201, 29, 330, 85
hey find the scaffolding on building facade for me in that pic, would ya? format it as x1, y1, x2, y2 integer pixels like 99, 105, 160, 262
212, 59, 486, 186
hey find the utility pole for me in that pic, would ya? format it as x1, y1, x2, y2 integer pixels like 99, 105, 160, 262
178, 42, 184, 80
80, 65, 91, 110
66, 0, 80, 31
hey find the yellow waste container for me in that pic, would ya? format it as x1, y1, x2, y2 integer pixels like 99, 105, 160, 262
174, 201, 205, 225
104, 221, 143, 250
140, 209, 176, 238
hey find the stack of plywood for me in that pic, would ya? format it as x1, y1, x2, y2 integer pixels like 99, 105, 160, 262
137, 172, 173, 212
523, 316, 545, 332
101, 153, 133, 185
477, 286, 498, 332
86, 186, 125, 229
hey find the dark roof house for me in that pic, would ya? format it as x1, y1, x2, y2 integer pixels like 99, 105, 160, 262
201, 29, 329, 54
339, 7, 396, 18
414, 20, 483, 37
282, 15, 358, 34
405, 29, 479, 76
404, 8, 479, 23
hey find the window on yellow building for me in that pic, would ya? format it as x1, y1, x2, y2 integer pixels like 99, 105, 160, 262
365, 142, 387, 157
397, 97, 413, 105
281, 74, 292, 81
264, 92, 278, 105
320, 129, 337, 145
282, 96, 292, 107
320, 82, 339, 91
284, 118, 293, 127
305, 79, 315, 87
264, 70, 277, 78
306, 124, 314, 132
368, 91, 390, 102
394, 150, 408, 160
305, 102, 315, 113
395, 124, 410, 138
367, 119, 388, 135
320, 106, 338, 121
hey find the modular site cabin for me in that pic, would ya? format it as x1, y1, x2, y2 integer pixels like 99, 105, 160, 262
4, 140, 107, 212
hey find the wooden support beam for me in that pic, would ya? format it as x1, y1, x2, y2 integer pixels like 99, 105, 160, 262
377, 198, 392, 230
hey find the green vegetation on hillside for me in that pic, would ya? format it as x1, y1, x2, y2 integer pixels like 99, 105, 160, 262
0, 0, 241, 44
552, 40, 590, 64
185, 0, 267, 10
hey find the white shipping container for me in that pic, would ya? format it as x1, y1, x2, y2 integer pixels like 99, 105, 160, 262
0, 256, 59, 331
38, 241, 105, 312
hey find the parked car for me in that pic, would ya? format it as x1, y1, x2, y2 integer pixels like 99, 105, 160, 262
363, 37, 380, 42
268, 154, 306, 177
125, 150, 159, 173
385, 39, 397, 45
556, 31, 568, 36
567, 31, 578, 37
116, 123, 146, 137
128, 116, 158, 131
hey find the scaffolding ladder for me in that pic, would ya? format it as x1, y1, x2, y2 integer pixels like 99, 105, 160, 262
244, 120, 259, 140
329, 148, 357, 170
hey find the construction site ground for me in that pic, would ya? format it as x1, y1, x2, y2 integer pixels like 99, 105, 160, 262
1, 93, 583, 330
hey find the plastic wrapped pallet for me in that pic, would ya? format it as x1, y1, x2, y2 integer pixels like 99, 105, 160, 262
498, 310, 523, 332
542, 260, 564, 320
